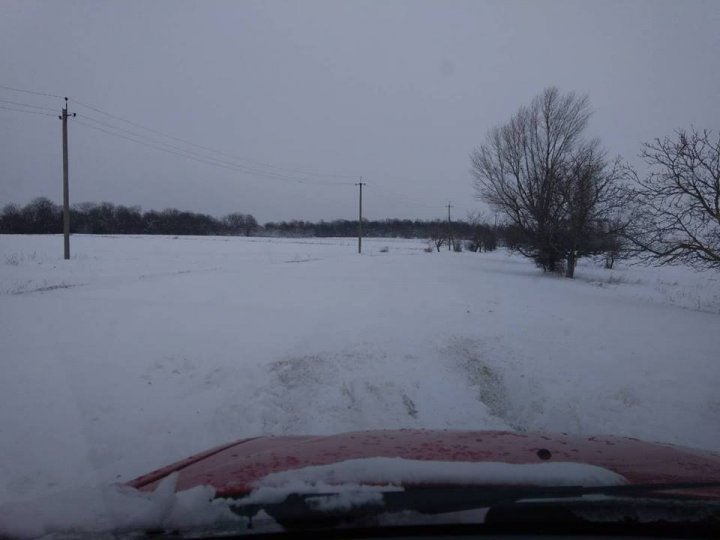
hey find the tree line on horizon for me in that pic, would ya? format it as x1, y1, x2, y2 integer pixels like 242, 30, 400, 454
0, 198, 500, 243
0, 200, 258, 237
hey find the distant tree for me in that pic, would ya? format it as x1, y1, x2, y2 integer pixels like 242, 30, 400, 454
88, 202, 118, 234
471, 87, 629, 277
466, 211, 498, 253
115, 205, 144, 234
429, 225, 446, 252
1, 203, 24, 233
21, 198, 61, 234
465, 212, 484, 252
242, 215, 258, 236
482, 229, 498, 252
555, 145, 632, 276
628, 128, 720, 270
602, 226, 624, 269
223, 213, 251, 235
70, 202, 94, 233
143, 209, 162, 234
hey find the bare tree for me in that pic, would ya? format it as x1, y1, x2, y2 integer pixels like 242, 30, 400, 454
557, 145, 634, 276
223, 213, 258, 236
471, 87, 628, 277
628, 128, 720, 270
0, 204, 23, 233
466, 211, 498, 252
21, 197, 62, 234
429, 225, 446, 252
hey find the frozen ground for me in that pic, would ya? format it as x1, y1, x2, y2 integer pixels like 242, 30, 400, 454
1, 234, 719, 508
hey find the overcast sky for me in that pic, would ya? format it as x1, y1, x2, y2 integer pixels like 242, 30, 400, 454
1, 0, 719, 223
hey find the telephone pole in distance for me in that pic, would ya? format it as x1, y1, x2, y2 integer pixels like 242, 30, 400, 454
447, 201, 454, 251
355, 178, 366, 254
59, 97, 76, 260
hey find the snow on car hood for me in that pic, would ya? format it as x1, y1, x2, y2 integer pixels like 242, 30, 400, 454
254, 457, 628, 488
0, 458, 626, 538
243, 457, 627, 505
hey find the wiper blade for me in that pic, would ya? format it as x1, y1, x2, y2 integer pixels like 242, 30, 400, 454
231, 482, 720, 528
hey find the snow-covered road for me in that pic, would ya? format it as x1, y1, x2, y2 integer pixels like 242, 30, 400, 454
1, 234, 718, 505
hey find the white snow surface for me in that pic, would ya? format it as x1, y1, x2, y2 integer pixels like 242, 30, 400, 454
1, 234, 719, 530
0, 473, 244, 539
253, 457, 627, 489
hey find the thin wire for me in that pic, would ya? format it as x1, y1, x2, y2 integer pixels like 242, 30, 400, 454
370, 183, 481, 220
0, 84, 359, 181
0, 84, 360, 190
74, 119, 304, 182
75, 113, 355, 186
0, 83, 64, 99
75, 119, 356, 188
75, 113, 340, 183
0, 85, 468, 217
71, 98, 359, 179
372, 183, 445, 209
76, 114, 261, 168
0, 105, 57, 118
0, 98, 57, 112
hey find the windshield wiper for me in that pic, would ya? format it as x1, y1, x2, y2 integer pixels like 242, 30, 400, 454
230, 482, 720, 530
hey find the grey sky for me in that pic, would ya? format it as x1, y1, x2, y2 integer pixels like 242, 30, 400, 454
1, 0, 719, 223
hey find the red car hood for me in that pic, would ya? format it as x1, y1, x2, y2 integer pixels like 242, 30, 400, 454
128, 430, 720, 497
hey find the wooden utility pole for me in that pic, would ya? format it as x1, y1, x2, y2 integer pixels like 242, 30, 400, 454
355, 179, 366, 254
447, 201, 454, 251
59, 97, 75, 260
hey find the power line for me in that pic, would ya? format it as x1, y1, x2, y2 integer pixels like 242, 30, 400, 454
76, 114, 266, 169
0, 84, 481, 223
0, 98, 57, 112
74, 112, 358, 186
75, 118, 356, 188
73, 119, 302, 181
70, 98, 358, 180
0, 105, 57, 118
0, 83, 64, 99
364, 183, 480, 221
0, 83, 360, 183
372, 183, 446, 210
75, 113, 351, 184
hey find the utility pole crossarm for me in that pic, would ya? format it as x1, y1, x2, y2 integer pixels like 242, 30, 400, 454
59, 97, 76, 260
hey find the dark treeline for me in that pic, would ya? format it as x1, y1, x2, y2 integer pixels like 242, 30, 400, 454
263, 218, 481, 239
0, 198, 499, 243
0, 198, 258, 236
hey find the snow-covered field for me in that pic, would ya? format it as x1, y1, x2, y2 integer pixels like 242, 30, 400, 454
1, 234, 719, 508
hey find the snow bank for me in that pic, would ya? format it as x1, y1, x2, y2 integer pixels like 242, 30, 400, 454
0, 473, 243, 539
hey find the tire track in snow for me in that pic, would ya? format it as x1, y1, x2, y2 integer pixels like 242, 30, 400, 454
244, 344, 510, 436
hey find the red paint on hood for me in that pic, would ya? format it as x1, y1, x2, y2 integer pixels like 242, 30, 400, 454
127, 430, 720, 497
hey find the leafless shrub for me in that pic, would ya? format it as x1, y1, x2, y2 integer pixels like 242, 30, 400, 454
471, 87, 631, 277
627, 128, 720, 270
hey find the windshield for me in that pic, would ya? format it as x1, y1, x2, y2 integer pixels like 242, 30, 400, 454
1, 1, 719, 538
